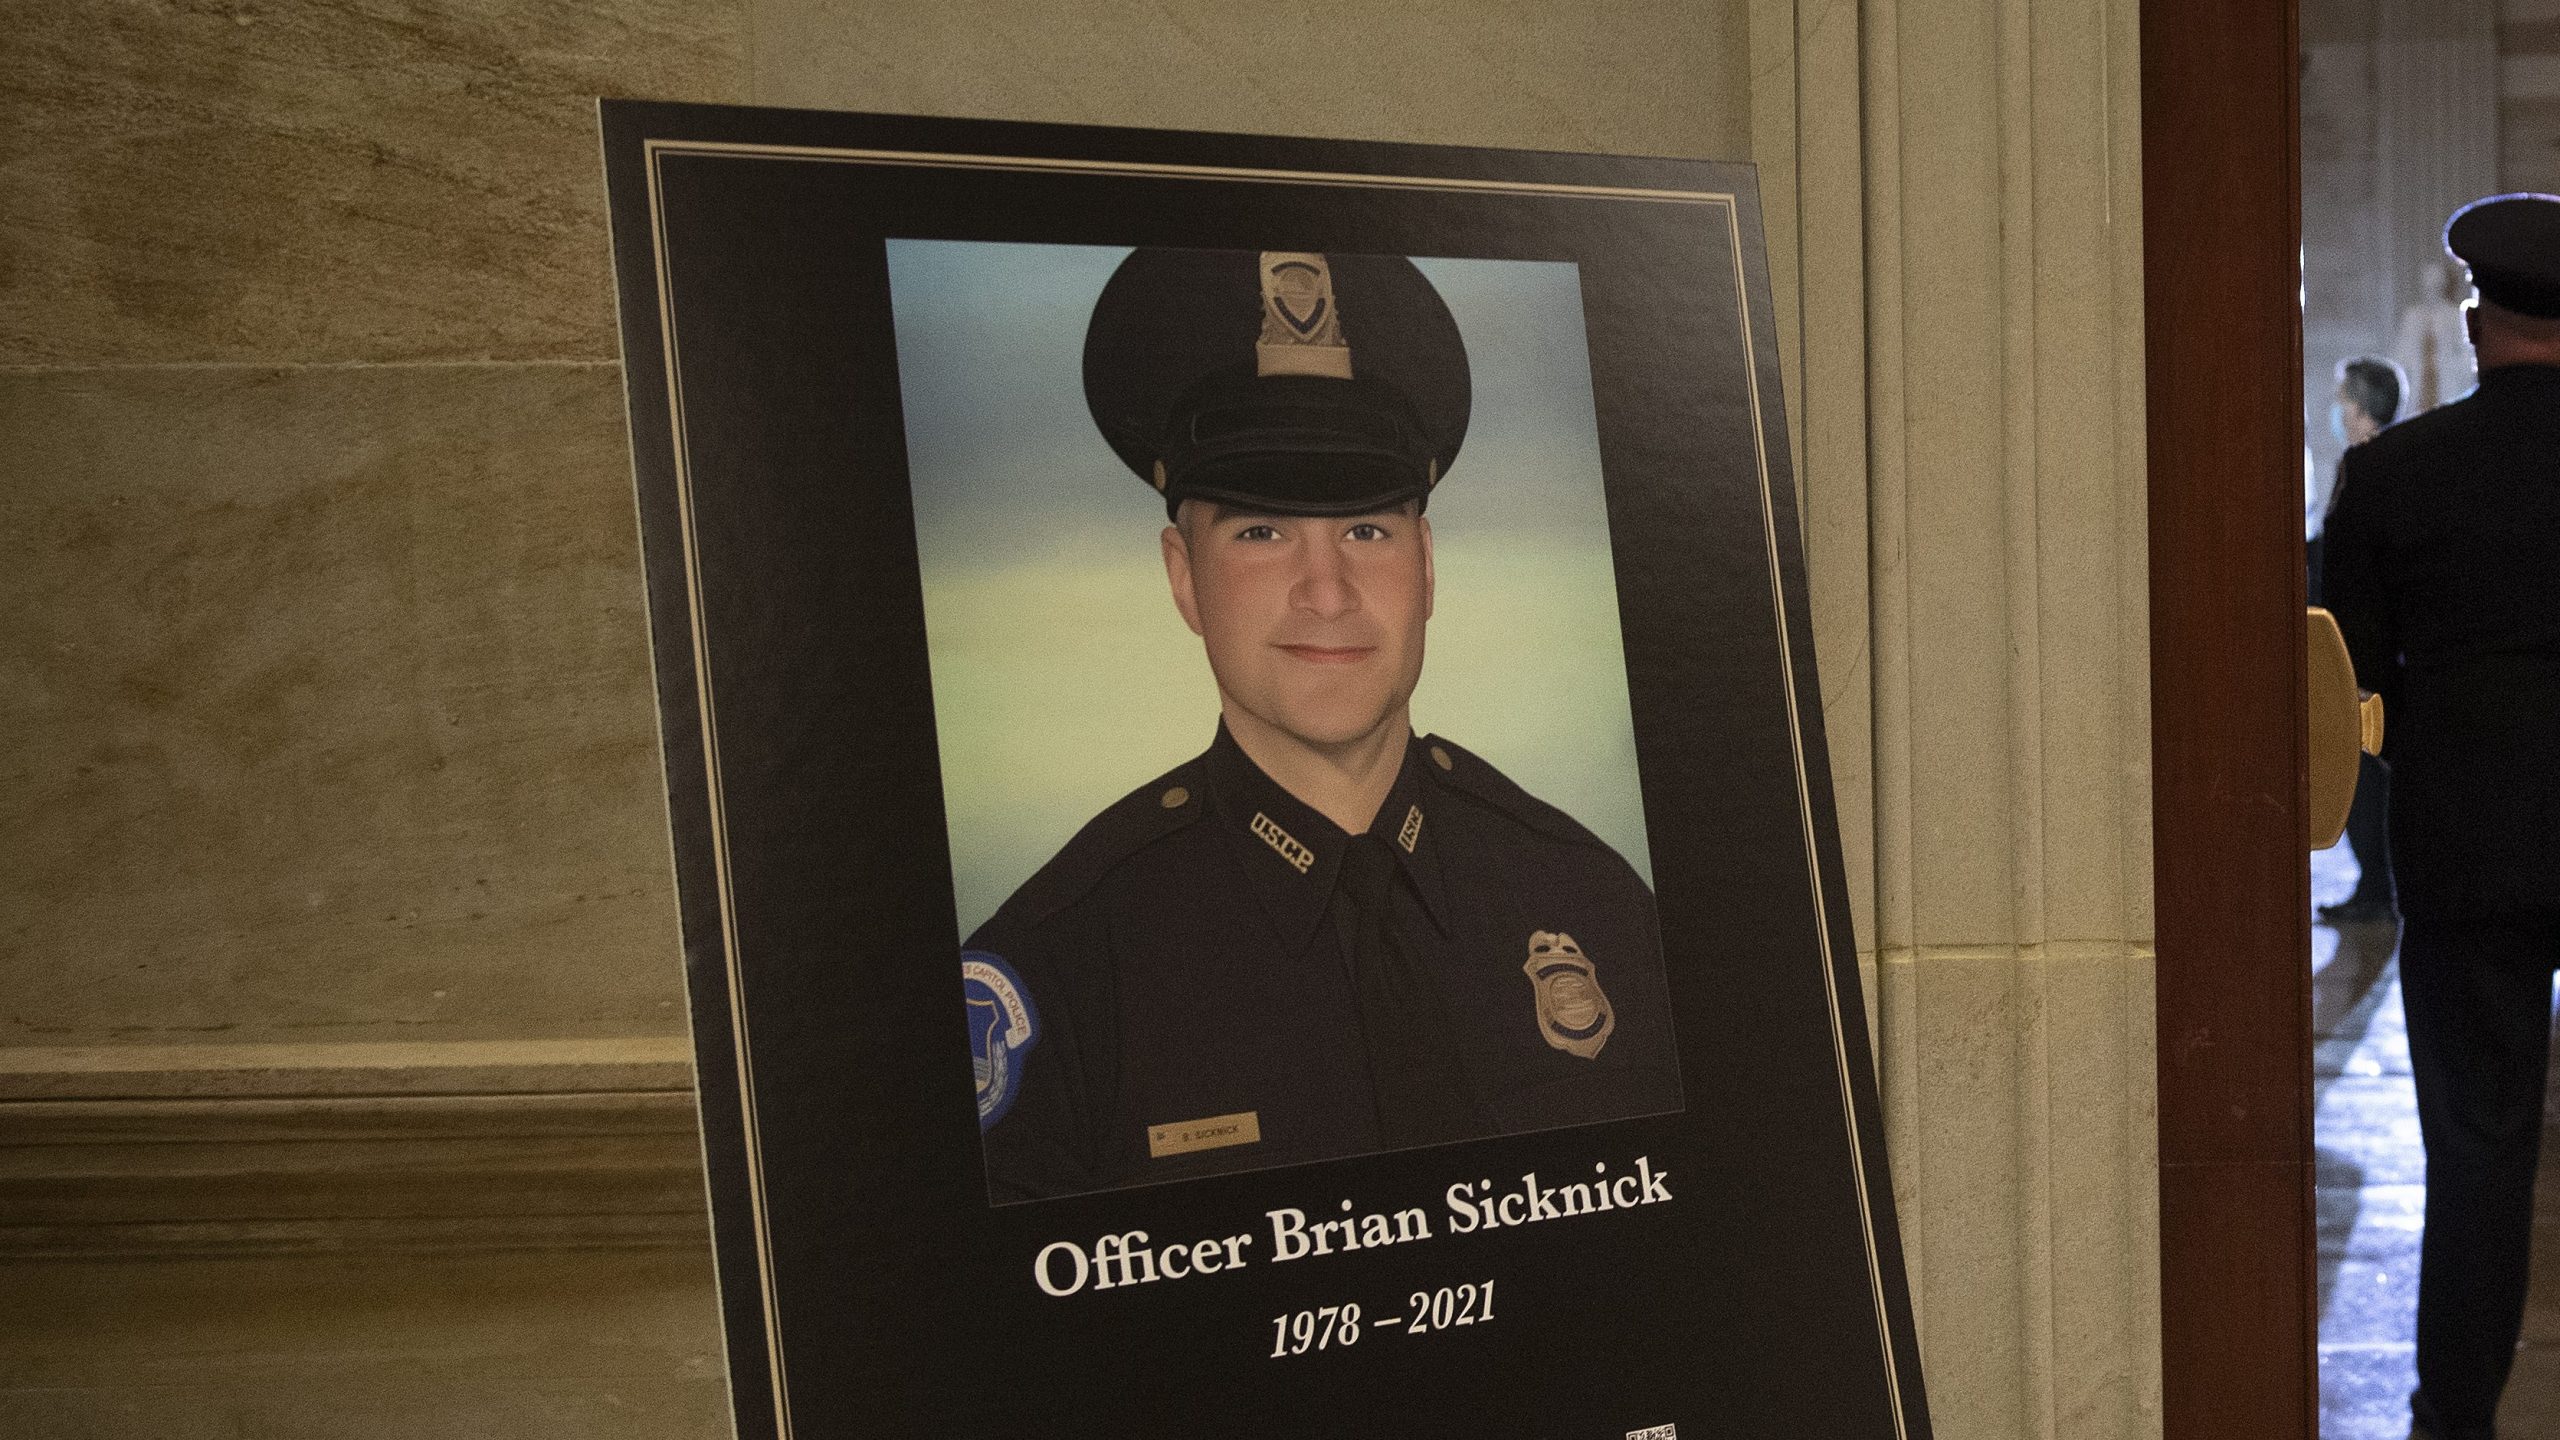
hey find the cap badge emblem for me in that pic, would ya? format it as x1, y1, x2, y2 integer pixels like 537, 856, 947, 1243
1256, 252, 1354, 380
1523, 930, 1614, 1059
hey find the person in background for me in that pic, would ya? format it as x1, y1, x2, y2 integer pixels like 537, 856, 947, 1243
2322, 193, 2560, 1440
2312, 353, 2405, 926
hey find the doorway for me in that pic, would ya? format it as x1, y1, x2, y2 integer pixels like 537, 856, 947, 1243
2144, 2, 2560, 1435
2301, 3, 2559, 1435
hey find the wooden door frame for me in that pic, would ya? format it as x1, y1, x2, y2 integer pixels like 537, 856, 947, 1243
2142, 0, 2318, 1435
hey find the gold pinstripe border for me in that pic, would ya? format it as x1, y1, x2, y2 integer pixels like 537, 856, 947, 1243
636, 133, 1907, 1440
640, 146, 799, 1438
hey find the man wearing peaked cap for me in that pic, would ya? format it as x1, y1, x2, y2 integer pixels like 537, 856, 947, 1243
1083, 248, 1474, 518
2322, 193, 2560, 1440
958, 248, 1680, 1201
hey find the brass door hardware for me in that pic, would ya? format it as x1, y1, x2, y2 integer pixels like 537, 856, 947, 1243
2306, 606, 2385, 850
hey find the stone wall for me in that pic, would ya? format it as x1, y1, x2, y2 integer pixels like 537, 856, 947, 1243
3, 4, 746, 1432
2303, 0, 2383, 515
2509, 0, 2560, 192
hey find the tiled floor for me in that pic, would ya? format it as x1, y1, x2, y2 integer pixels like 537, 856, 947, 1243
2314, 842, 2560, 1438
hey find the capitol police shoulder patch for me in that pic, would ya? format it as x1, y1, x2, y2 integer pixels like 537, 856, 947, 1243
962, 951, 1040, 1130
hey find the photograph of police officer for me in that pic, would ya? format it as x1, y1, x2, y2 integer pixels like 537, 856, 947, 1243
892, 245, 1682, 1203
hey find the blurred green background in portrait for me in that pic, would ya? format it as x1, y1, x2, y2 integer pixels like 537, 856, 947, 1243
887, 241, 1651, 937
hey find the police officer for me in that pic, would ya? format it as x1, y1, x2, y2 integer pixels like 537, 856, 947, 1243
2322, 193, 2560, 1440
960, 249, 1679, 1202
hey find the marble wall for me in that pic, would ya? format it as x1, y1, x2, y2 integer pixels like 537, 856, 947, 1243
4, 1, 737, 1055
2510, 0, 2560, 193
3, 4, 750, 1431
2, 1, 2161, 1435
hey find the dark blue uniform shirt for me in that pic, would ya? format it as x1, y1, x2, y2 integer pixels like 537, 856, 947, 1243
965, 725, 1680, 1202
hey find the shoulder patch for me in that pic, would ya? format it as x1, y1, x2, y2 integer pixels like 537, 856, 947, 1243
1419, 734, 1612, 850
988, 757, 1210, 927
962, 951, 1039, 1130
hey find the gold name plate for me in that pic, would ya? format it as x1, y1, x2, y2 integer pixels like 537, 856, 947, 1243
1148, 1110, 1262, 1159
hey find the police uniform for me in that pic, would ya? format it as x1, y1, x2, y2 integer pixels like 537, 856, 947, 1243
2321, 193, 2560, 1440
961, 249, 1680, 1202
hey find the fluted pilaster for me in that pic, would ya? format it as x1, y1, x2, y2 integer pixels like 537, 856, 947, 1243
1754, 0, 2159, 1432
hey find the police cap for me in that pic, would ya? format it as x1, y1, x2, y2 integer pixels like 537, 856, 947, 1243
2446, 193, 2560, 320
1084, 249, 1470, 520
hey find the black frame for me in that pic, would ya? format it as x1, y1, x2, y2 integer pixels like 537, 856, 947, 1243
601, 100, 1928, 1440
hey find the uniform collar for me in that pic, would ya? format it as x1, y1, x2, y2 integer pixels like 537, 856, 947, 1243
1202, 723, 1455, 952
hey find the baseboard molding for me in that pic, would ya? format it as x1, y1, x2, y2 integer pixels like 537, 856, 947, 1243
0, 1037, 699, 1099
0, 1039, 709, 1258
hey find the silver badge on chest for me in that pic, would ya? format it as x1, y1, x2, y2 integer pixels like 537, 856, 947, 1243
1523, 929, 1614, 1059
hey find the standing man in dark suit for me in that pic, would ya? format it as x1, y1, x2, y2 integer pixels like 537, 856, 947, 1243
2314, 354, 2407, 925
2323, 192, 2560, 1440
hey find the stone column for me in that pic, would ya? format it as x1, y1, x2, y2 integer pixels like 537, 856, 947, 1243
1754, 0, 2162, 1435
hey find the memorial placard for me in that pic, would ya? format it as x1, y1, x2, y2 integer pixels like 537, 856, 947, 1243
601, 101, 1930, 1438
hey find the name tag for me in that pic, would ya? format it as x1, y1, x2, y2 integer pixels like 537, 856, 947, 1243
1148, 1110, 1262, 1159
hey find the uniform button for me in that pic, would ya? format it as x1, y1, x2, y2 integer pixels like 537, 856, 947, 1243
1161, 786, 1190, 808
1429, 746, 1453, 771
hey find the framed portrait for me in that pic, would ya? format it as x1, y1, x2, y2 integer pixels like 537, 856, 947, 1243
601, 101, 1930, 1439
